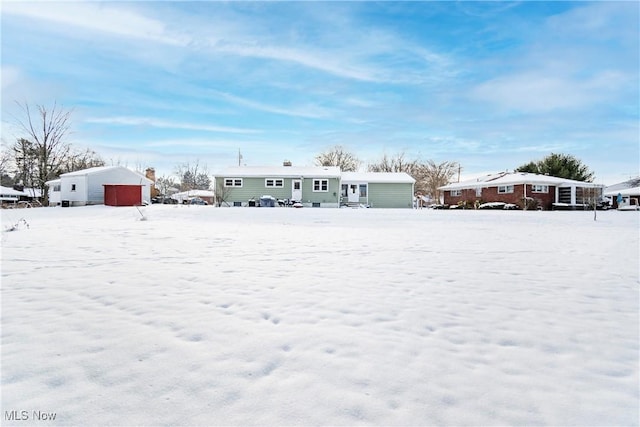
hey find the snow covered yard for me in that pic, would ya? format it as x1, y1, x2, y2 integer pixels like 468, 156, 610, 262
1, 205, 638, 426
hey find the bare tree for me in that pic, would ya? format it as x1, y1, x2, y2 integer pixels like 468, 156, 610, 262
155, 175, 178, 196
0, 142, 15, 186
419, 160, 459, 202
58, 148, 105, 174
580, 186, 602, 220
367, 152, 420, 175
12, 101, 73, 204
175, 159, 211, 191
214, 180, 232, 207
315, 146, 361, 171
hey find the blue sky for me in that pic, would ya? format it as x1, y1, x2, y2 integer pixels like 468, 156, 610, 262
2, 1, 638, 184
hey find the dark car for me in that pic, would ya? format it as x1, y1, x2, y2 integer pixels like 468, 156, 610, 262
152, 196, 179, 204
189, 197, 208, 205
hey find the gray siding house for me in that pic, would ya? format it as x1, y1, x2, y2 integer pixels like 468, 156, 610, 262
215, 166, 342, 208
215, 166, 415, 208
340, 172, 415, 208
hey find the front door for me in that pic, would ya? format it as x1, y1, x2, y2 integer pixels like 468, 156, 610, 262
292, 179, 302, 201
348, 184, 359, 203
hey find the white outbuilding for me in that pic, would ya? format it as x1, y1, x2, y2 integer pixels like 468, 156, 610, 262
51, 166, 153, 207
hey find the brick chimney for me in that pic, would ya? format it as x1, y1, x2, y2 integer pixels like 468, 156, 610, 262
145, 168, 156, 182
145, 168, 159, 197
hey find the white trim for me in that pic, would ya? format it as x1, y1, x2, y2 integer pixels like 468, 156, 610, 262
265, 178, 284, 188
531, 184, 548, 193
312, 179, 329, 192
224, 178, 243, 187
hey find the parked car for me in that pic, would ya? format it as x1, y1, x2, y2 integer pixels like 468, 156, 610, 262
189, 197, 208, 205
151, 196, 179, 204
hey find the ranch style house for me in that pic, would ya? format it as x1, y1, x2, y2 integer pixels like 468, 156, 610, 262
214, 165, 415, 208
439, 172, 604, 210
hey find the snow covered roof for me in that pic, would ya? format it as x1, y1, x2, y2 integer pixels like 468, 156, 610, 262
0, 186, 41, 200
216, 166, 342, 178
0, 186, 24, 197
439, 172, 604, 190
604, 178, 640, 196
603, 186, 640, 197
61, 165, 123, 177
341, 172, 415, 184
61, 166, 153, 183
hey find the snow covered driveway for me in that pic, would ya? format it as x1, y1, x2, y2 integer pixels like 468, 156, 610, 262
2, 206, 638, 426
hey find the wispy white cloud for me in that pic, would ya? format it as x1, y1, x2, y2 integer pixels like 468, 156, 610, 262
211, 41, 385, 83
471, 72, 612, 112
3, 1, 452, 85
2, 2, 189, 46
85, 117, 260, 134
213, 91, 335, 119
1, 66, 21, 90
546, 1, 639, 41
455, 1, 523, 19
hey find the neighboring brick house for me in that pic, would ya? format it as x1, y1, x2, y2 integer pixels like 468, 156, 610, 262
439, 172, 603, 210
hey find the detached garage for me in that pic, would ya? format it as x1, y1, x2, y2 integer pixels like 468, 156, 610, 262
54, 166, 152, 207
104, 185, 144, 206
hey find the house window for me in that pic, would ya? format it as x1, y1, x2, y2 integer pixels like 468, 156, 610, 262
224, 178, 243, 187
265, 179, 284, 188
359, 184, 367, 197
71, 184, 76, 192
53, 184, 61, 192
450, 190, 462, 197
312, 202, 321, 208
341, 184, 348, 197
233, 201, 242, 207
531, 185, 548, 193
498, 185, 514, 194
313, 179, 328, 192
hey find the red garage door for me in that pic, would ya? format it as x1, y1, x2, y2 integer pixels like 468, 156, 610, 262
103, 185, 142, 206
